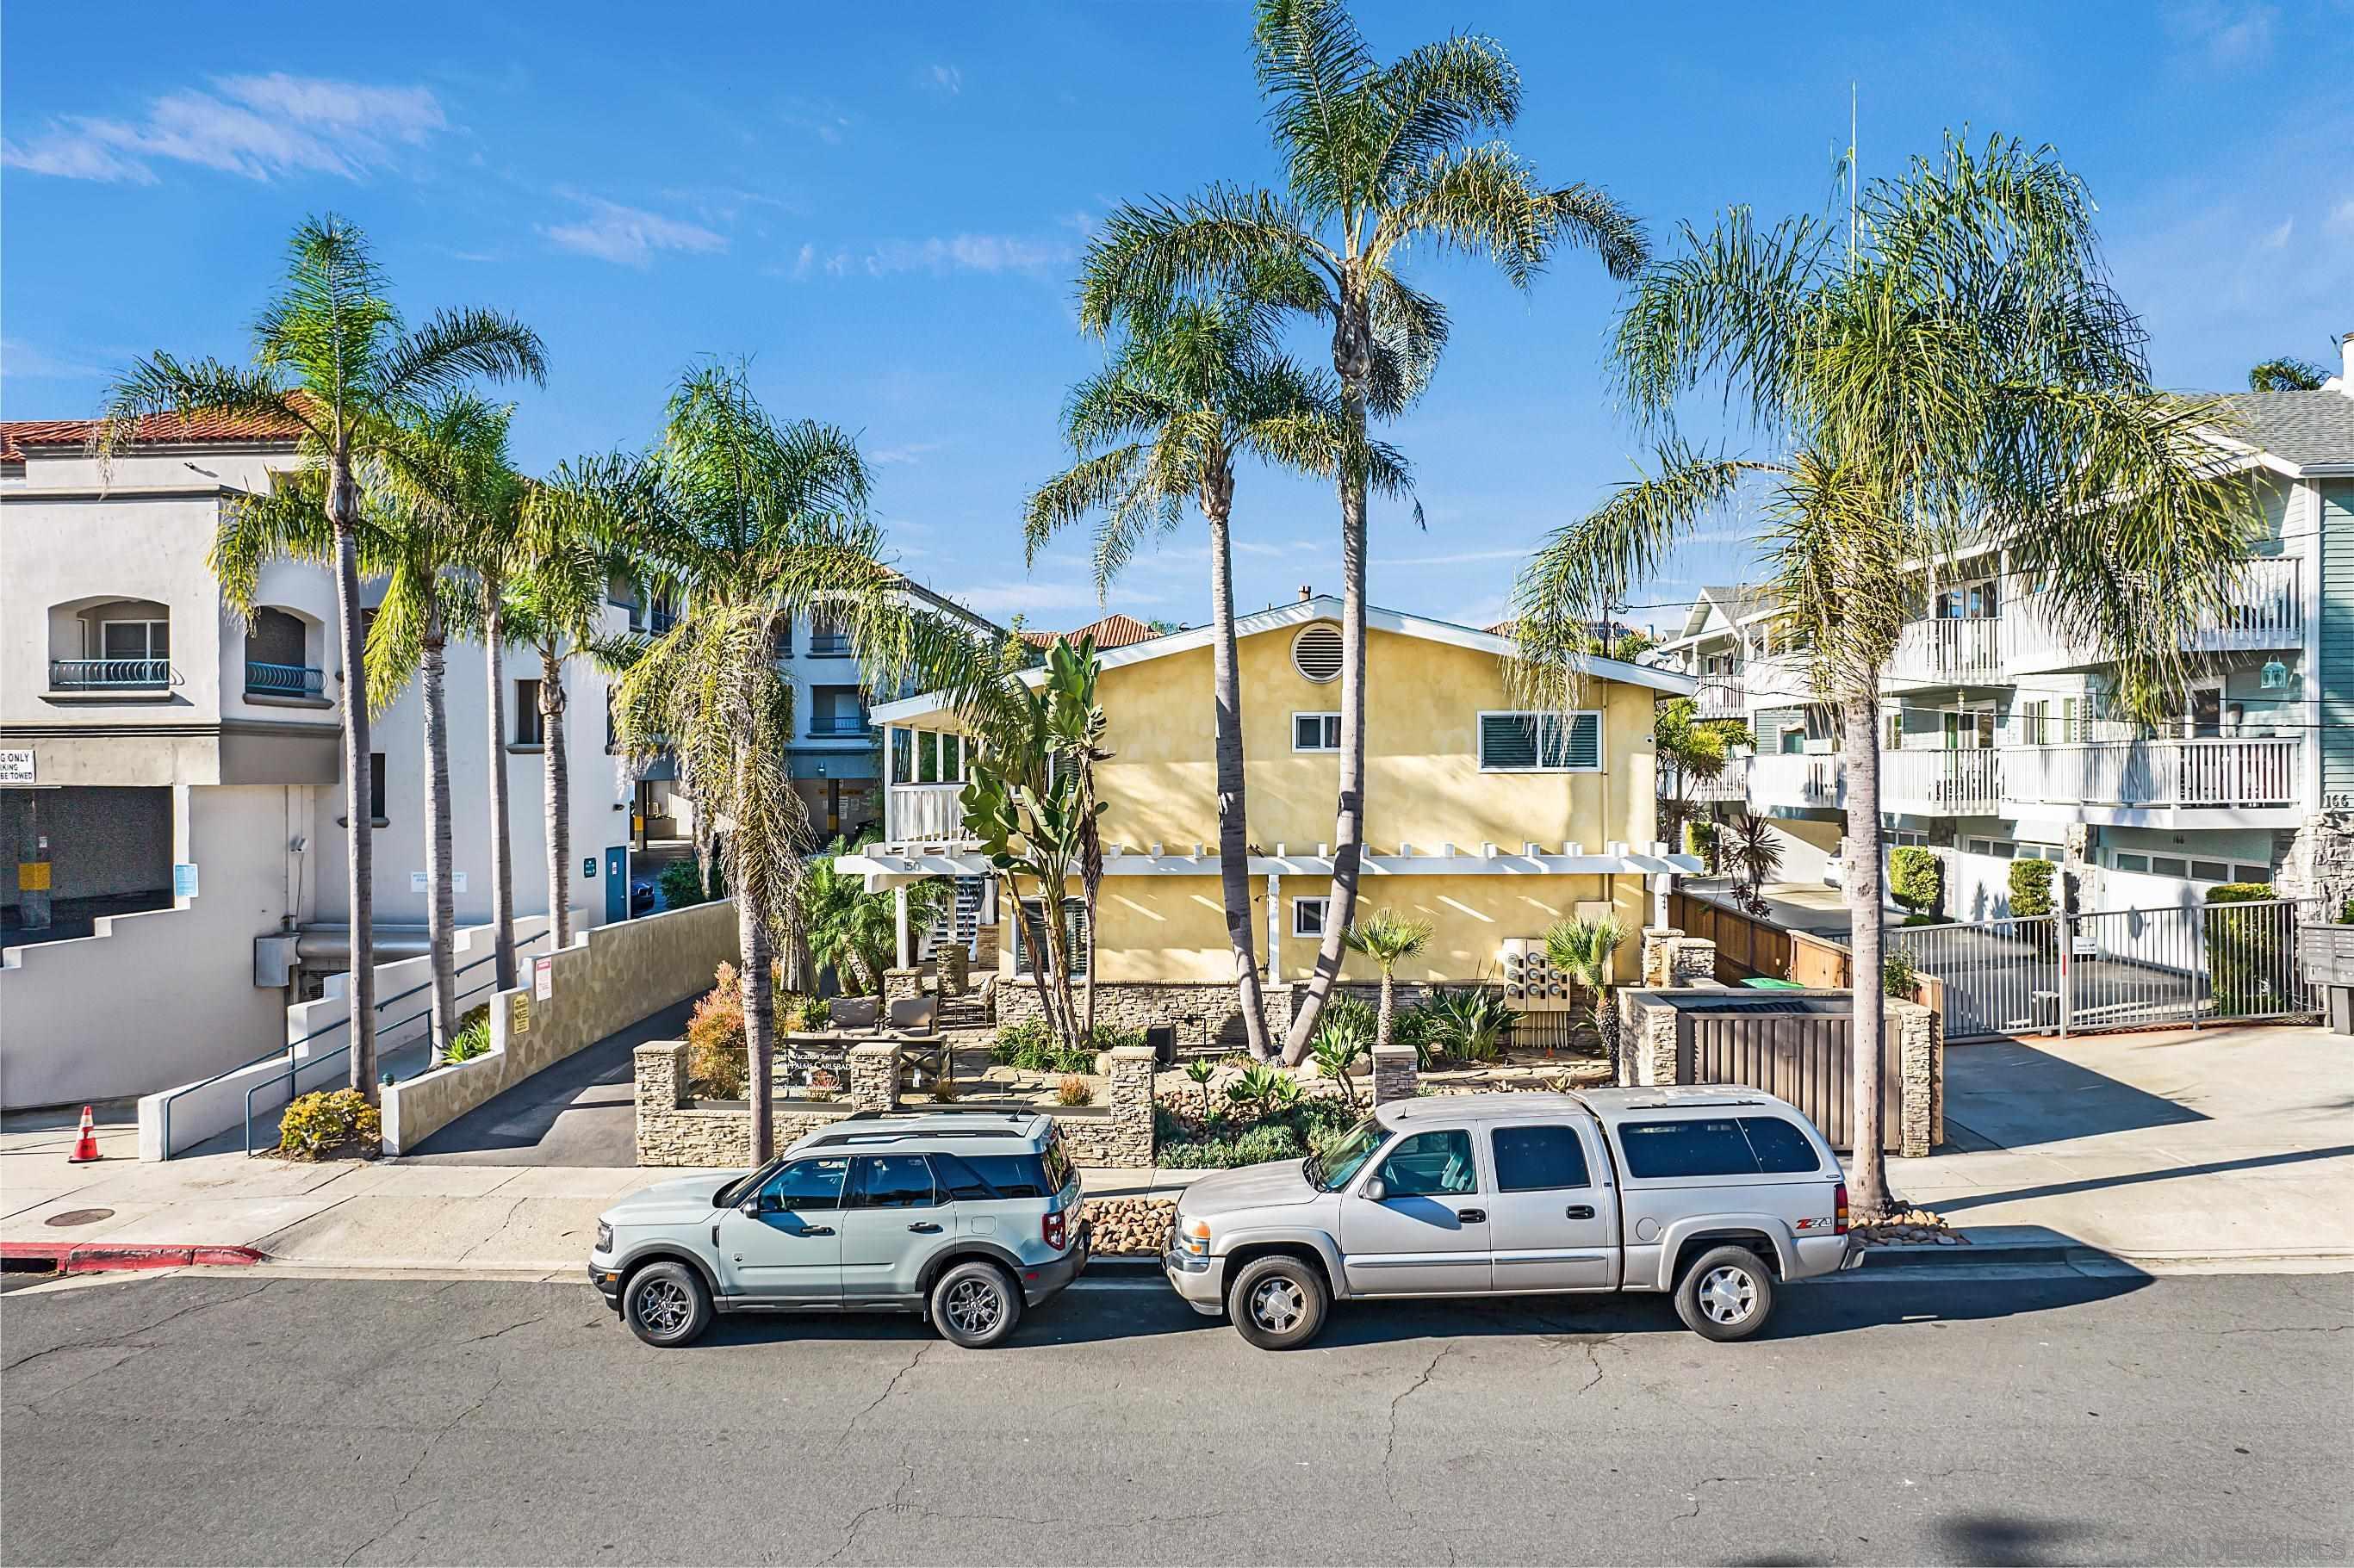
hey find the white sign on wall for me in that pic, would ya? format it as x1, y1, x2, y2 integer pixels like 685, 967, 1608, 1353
0, 750, 34, 784
410, 871, 471, 892
533, 954, 555, 1001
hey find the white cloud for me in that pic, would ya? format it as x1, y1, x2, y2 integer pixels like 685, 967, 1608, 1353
2258, 217, 2295, 249
2, 72, 444, 183
949, 579, 1169, 617
869, 441, 944, 467
863, 233, 1073, 279
924, 64, 963, 96
1, 338, 109, 381
542, 197, 727, 268
2163, 2, 2279, 66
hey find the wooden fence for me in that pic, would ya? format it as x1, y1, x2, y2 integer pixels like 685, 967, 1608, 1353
1668, 890, 1945, 1019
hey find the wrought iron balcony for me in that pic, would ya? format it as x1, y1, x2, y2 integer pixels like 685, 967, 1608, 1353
245, 660, 324, 697
808, 713, 873, 736
50, 658, 169, 691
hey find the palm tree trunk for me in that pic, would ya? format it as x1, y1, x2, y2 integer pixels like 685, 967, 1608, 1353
1843, 678, 1893, 1219
329, 449, 377, 1100
738, 841, 776, 1167
1284, 282, 1374, 1066
484, 573, 517, 993
1376, 969, 1394, 1053
421, 616, 459, 1066
1205, 480, 1271, 1059
542, 648, 572, 950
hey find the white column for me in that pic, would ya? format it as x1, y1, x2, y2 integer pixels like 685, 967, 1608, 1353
894, 883, 911, 970
1265, 871, 1282, 984
881, 726, 898, 841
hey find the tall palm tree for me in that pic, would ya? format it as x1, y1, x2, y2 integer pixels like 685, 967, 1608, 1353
1026, 284, 1410, 1059
2247, 356, 2327, 393
1509, 135, 2258, 1216
1652, 697, 1750, 847
599, 363, 918, 1162
1079, 0, 1648, 1063
103, 214, 544, 1100
1341, 906, 1432, 1055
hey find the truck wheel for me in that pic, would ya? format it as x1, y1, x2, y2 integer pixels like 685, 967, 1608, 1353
1227, 1255, 1327, 1350
1674, 1245, 1775, 1342
930, 1261, 1022, 1348
624, 1261, 712, 1348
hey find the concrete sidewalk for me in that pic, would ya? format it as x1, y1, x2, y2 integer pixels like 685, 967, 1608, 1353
3, 1022, 2347, 1278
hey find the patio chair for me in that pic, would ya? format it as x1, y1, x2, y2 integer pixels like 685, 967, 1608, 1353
888, 996, 947, 1090
887, 996, 939, 1037
829, 996, 881, 1033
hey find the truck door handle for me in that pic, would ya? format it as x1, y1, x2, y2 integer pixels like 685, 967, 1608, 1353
1455, 1208, 1486, 1224
788, 1224, 835, 1237
1565, 1205, 1595, 1220
907, 1222, 942, 1234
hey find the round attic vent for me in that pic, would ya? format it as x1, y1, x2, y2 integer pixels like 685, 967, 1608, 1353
1292, 623, 1344, 683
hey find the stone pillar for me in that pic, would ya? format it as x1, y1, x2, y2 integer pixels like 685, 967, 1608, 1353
1101, 1045, 1157, 1168
1613, 996, 1680, 1088
1889, 1001, 1939, 1158
1639, 927, 1684, 988
938, 941, 969, 998
1371, 1044, 1417, 1105
848, 1041, 901, 1113
1668, 938, 1717, 987
882, 968, 923, 1007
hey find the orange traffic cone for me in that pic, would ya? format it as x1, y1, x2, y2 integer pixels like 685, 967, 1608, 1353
67, 1106, 101, 1163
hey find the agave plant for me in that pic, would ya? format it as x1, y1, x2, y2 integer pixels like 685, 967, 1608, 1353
1423, 985, 1512, 1063
1185, 1057, 1218, 1125
1308, 1026, 1367, 1107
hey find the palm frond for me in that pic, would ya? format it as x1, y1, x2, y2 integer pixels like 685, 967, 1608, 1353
1078, 188, 1333, 335
375, 307, 549, 404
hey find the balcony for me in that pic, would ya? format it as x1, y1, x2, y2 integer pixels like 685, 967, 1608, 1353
245, 660, 323, 698
808, 713, 873, 738
1748, 753, 1845, 811
1880, 747, 2001, 815
2002, 735, 2301, 814
886, 783, 966, 841
1885, 617, 2002, 691
806, 634, 854, 659
1692, 676, 1747, 719
1660, 757, 1749, 803
2003, 556, 2303, 676
49, 658, 169, 691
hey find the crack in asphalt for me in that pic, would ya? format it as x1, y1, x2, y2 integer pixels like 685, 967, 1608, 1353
1379, 1345, 1461, 1568
345, 1368, 506, 1563
2219, 1323, 2346, 1334
456, 1314, 544, 1347
821, 1460, 917, 1565
840, 1342, 935, 1441
1, 1279, 274, 1373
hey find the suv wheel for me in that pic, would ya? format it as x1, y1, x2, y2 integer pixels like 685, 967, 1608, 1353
1226, 1254, 1327, 1350
1674, 1245, 1775, 1342
930, 1261, 1022, 1348
624, 1261, 712, 1348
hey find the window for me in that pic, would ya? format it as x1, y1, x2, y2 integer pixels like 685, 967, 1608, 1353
514, 679, 543, 746
369, 753, 388, 822
2233, 864, 2273, 885
762, 1156, 848, 1211
1293, 896, 1329, 939
1012, 898, 1089, 976
1884, 711, 1903, 752
928, 1152, 999, 1202
2191, 859, 2230, 883
1294, 713, 1342, 752
1736, 1117, 1824, 1174
99, 618, 169, 662
891, 728, 913, 785
2152, 855, 2189, 877
809, 615, 852, 657
2019, 842, 2064, 864
930, 1150, 1066, 1200
1374, 1129, 1478, 1197
1491, 1125, 1591, 1193
848, 1155, 936, 1209
2114, 852, 2150, 873
918, 730, 938, 784
1479, 710, 1602, 772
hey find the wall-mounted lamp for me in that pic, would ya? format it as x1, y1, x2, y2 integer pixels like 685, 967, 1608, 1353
2260, 659, 2292, 690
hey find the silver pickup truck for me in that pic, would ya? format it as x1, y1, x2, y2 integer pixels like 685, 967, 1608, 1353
1162, 1087, 1859, 1348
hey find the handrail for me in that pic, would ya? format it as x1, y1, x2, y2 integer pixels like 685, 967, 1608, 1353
158, 927, 548, 1159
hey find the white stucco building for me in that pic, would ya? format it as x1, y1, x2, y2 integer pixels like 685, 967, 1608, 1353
0, 413, 630, 1107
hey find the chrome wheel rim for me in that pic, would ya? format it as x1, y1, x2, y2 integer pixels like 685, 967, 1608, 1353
945, 1277, 1003, 1337
637, 1278, 692, 1337
1249, 1277, 1306, 1334
1698, 1265, 1756, 1325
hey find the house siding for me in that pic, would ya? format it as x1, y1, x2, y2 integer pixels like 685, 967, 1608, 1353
2321, 480, 2354, 805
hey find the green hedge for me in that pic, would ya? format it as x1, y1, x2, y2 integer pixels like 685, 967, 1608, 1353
1889, 846, 1942, 917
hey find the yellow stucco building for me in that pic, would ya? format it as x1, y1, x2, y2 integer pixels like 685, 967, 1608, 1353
842, 597, 1699, 1045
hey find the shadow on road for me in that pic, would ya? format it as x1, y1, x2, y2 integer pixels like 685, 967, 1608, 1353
1929, 1143, 2354, 1214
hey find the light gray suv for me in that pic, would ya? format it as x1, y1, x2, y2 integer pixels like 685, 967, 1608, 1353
591, 1110, 1089, 1348
1164, 1088, 1860, 1348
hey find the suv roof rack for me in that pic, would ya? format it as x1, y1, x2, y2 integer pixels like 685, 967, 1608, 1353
839, 1108, 1035, 1122
803, 1125, 1046, 1148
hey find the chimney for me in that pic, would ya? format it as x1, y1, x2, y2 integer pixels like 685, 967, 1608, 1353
2335, 331, 2354, 397
1298, 584, 1313, 601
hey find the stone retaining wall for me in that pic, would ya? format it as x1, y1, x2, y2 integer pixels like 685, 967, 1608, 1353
633, 1038, 900, 1166
1047, 1046, 1155, 1167
1371, 1044, 1418, 1104
997, 978, 1252, 1048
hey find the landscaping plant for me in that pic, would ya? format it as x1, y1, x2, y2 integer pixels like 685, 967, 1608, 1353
2205, 882, 2283, 1017
1419, 985, 1512, 1063
1889, 846, 1943, 922
1055, 1075, 1095, 1107
1342, 907, 1432, 1057
1544, 915, 1628, 1056
1185, 1057, 1218, 1122
2008, 857, 2058, 958
276, 1089, 383, 1161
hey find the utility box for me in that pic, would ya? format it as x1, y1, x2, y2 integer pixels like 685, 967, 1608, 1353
254, 933, 299, 989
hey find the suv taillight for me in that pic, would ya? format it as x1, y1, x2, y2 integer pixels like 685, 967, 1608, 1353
1834, 1182, 1850, 1236
1042, 1209, 1067, 1250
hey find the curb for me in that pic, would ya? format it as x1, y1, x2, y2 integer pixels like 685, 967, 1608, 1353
0, 1241, 267, 1274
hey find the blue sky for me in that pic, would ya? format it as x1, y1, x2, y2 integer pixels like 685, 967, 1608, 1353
6, 2, 2351, 636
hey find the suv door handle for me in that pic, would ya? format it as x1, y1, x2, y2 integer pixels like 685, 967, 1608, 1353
1565, 1205, 1595, 1220
1455, 1208, 1487, 1224
907, 1222, 943, 1234
788, 1224, 835, 1237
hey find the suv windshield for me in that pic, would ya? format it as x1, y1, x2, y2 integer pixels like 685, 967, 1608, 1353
1305, 1119, 1386, 1192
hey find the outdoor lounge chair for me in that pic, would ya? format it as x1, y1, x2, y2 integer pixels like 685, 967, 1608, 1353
829, 996, 881, 1032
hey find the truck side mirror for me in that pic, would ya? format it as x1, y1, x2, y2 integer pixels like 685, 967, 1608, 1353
1362, 1177, 1388, 1204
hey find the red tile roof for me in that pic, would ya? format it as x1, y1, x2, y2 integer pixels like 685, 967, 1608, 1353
0, 407, 306, 454
1019, 612, 1164, 650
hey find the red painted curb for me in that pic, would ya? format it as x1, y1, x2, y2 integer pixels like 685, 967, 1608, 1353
0, 1241, 266, 1273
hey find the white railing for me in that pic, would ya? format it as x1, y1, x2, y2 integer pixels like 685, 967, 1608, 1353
2002, 736, 2302, 810
2003, 556, 2303, 674
1660, 757, 1749, 803
1879, 747, 2002, 814
1748, 753, 1844, 810
1693, 676, 1747, 719
1886, 617, 2002, 688
886, 783, 966, 841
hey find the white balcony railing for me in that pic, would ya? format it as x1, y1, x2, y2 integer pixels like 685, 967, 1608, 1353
2002, 736, 2301, 810
885, 783, 966, 842
1660, 757, 1749, 803
1879, 747, 2002, 815
1693, 676, 1747, 719
1886, 617, 2002, 689
2003, 556, 2303, 675
1748, 753, 1845, 811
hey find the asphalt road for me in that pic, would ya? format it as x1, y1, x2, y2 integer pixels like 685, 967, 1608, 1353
3, 1268, 2348, 1565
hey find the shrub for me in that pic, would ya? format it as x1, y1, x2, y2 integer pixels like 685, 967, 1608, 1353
988, 1017, 1104, 1075
277, 1089, 381, 1161
444, 1003, 493, 1064
686, 963, 748, 1100
2007, 857, 2055, 918
929, 1075, 960, 1102
1882, 945, 1919, 1001
1320, 995, 1377, 1050
1889, 846, 1943, 919
1685, 818, 1720, 873
2206, 882, 2283, 1017
658, 858, 723, 909
1158, 1120, 1306, 1169
1055, 1075, 1094, 1107
1418, 986, 1512, 1063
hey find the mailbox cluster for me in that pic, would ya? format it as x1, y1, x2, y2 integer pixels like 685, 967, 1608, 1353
1499, 937, 1571, 1012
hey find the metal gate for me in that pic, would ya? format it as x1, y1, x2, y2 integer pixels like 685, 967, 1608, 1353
1676, 1003, 1901, 1152
1892, 897, 2322, 1043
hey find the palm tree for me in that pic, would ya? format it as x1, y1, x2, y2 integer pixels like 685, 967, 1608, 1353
802, 840, 947, 995
1341, 906, 1432, 1056
599, 363, 917, 1162
1544, 914, 1626, 1057
1652, 697, 1751, 847
103, 214, 544, 1100
1027, 285, 1408, 1058
1079, 0, 1648, 1063
1717, 812, 1785, 916
1508, 135, 2258, 1217
2248, 356, 2327, 393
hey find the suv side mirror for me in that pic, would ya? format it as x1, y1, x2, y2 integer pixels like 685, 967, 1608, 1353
1361, 1176, 1388, 1204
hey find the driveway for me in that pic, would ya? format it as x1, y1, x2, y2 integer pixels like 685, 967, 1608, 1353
399, 998, 697, 1167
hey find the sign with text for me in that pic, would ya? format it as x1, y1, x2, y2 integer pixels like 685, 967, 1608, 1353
172, 862, 200, 898
533, 954, 555, 1001
510, 992, 531, 1037
0, 750, 34, 784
